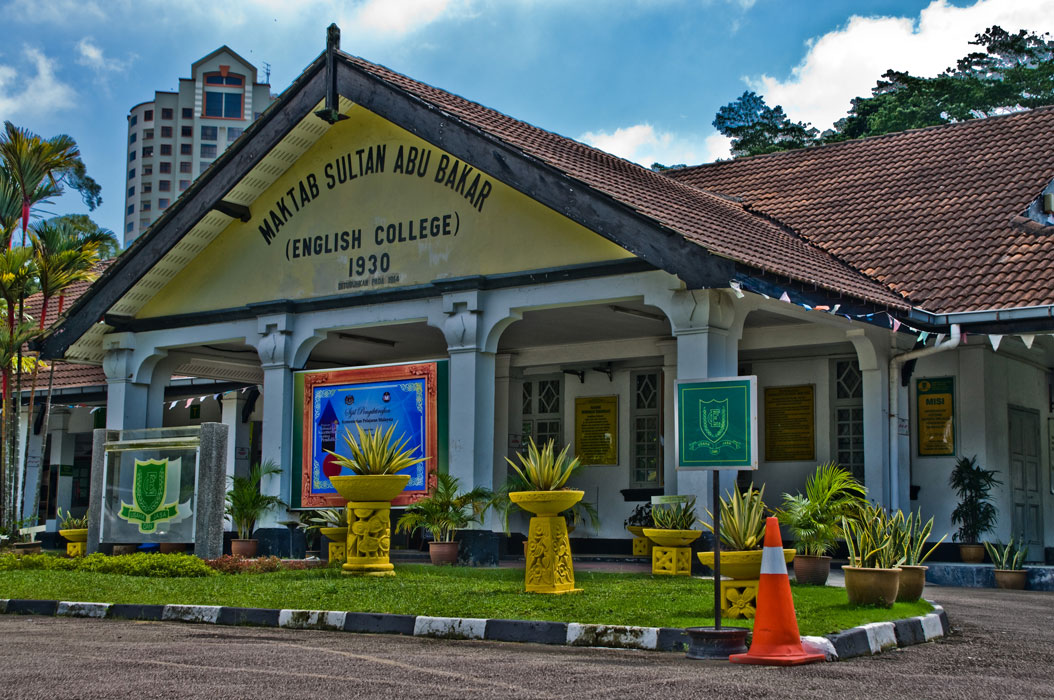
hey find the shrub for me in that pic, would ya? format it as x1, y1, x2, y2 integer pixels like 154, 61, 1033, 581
0, 552, 215, 577
204, 555, 284, 574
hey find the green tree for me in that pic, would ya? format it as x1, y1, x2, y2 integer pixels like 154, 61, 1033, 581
712, 91, 819, 157
45, 215, 119, 260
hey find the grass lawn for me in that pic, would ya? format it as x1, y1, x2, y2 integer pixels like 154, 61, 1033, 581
0, 563, 932, 637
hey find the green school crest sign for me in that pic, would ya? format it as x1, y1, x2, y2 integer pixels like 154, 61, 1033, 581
118, 458, 180, 533
676, 377, 757, 469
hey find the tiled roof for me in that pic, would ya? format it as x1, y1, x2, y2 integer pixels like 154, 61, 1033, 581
347, 55, 908, 309
665, 108, 1054, 313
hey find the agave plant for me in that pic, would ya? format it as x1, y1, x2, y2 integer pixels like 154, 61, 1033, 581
304, 507, 347, 529
505, 438, 581, 491
702, 484, 767, 551
651, 497, 698, 530
842, 502, 906, 569
325, 423, 429, 476
490, 473, 600, 534
775, 462, 866, 556
395, 472, 493, 543
55, 507, 88, 530
984, 539, 1026, 570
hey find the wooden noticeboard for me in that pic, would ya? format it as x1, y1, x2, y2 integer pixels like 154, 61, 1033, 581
764, 385, 815, 462
917, 377, 955, 456
574, 396, 618, 465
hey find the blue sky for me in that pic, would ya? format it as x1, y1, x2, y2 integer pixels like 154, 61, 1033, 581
2, 0, 1053, 240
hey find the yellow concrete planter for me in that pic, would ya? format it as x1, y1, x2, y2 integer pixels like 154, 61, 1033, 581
320, 526, 348, 563
642, 528, 701, 548
510, 490, 583, 594
59, 528, 88, 543
330, 474, 410, 577
696, 548, 795, 580
626, 525, 646, 538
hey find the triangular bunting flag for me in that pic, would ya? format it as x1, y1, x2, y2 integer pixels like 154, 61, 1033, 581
185, 398, 193, 408
1021, 334, 1035, 349
989, 334, 1002, 351
779, 292, 791, 303
169, 401, 178, 410
935, 333, 946, 345
919, 331, 930, 344
729, 281, 745, 299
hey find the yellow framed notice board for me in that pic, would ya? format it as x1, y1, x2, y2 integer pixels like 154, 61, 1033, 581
574, 396, 618, 465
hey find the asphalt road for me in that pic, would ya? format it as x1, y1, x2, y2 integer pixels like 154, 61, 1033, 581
0, 585, 1051, 700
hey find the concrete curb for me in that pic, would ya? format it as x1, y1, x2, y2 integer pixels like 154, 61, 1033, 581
0, 597, 948, 659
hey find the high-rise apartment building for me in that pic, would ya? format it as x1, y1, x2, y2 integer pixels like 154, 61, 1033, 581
124, 46, 274, 245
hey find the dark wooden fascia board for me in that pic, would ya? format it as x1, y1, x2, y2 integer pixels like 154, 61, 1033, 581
335, 58, 734, 290
39, 58, 330, 359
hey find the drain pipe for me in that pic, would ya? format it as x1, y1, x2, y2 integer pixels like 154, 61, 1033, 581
888, 324, 961, 511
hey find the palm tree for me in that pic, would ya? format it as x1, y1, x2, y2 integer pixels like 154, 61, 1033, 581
0, 314, 39, 529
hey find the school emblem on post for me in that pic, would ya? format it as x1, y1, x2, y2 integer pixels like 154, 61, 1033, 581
699, 399, 729, 446
119, 458, 180, 533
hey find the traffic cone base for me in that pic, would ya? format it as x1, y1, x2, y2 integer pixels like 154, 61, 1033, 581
728, 517, 825, 666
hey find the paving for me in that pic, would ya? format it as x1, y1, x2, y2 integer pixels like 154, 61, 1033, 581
0, 584, 1050, 699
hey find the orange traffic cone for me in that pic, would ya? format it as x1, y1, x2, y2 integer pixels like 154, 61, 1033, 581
729, 517, 826, 666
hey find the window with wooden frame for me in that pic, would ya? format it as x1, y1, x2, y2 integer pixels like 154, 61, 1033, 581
831, 358, 865, 482
521, 376, 563, 452
630, 370, 663, 488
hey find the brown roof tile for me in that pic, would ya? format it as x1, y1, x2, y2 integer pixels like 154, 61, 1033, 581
666, 109, 1054, 313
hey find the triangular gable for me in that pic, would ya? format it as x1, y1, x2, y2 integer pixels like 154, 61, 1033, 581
137, 107, 634, 318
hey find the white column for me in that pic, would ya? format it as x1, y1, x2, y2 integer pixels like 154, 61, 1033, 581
221, 394, 251, 481
102, 335, 149, 431
441, 291, 496, 491
49, 410, 75, 520
848, 329, 891, 509
493, 354, 512, 492
256, 314, 294, 529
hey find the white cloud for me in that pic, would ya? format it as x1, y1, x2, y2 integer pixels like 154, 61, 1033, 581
354, 0, 459, 37
579, 123, 729, 167
0, 47, 77, 121
75, 38, 130, 75
749, 0, 1054, 130
5, 0, 106, 24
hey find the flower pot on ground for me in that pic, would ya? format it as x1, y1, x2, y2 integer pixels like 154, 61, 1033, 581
225, 461, 285, 558
326, 423, 429, 577
775, 462, 867, 586
895, 509, 946, 602
395, 472, 493, 566
842, 503, 904, 607
985, 539, 1027, 590
949, 455, 1000, 558
644, 497, 701, 575
505, 438, 584, 593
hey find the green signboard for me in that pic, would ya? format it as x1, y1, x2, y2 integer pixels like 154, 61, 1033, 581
676, 377, 758, 469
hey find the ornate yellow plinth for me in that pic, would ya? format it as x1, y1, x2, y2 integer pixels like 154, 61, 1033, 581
652, 545, 692, 575
720, 579, 759, 618
330, 474, 410, 578
320, 527, 348, 563
66, 542, 86, 557
510, 490, 583, 594
626, 526, 652, 556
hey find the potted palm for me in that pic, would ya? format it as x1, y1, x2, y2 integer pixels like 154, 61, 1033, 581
776, 462, 866, 585
985, 539, 1027, 590
225, 461, 285, 558
395, 472, 492, 565
896, 509, 946, 602
325, 423, 429, 576
698, 484, 793, 579
949, 455, 1000, 563
506, 437, 584, 593
842, 503, 905, 607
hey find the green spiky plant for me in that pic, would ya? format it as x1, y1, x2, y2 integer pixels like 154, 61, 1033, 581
55, 507, 88, 530
225, 461, 286, 540
702, 484, 767, 551
651, 497, 698, 530
325, 423, 429, 476
776, 462, 867, 556
395, 472, 493, 543
984, 539, 1026, 571
899, 509, 946, 566
505, 438, 582, 491
843, 502, 906, 569
490, 473, 600, 534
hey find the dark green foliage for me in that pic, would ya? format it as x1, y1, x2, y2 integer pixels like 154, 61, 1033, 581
712, 91, 819, 157
949, 455, 1000, 544
651, 497, 697, 530
394, 472, 492, 542
225, 461, 285, 540
0, 552, 216, 577
623, 502, 652, 528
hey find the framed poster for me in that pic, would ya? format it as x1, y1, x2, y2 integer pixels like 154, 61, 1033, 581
574, 396, 618, 465
764, 385, 815, 461
298, 362, 440, 508
675, 376, 758, 470
917, 377, 955, 456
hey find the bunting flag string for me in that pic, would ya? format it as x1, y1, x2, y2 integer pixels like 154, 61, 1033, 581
989, 334, 1002, 352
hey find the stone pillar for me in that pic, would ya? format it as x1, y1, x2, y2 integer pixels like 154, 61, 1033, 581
102, 334, 149, 431
440, 291, 496, 491
256, 314, 294, 538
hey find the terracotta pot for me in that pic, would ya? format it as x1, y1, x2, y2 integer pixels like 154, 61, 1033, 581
429, 540, 459, 565
793, 554, 832, 586
509, 490, 583, 517
59, 528, 88, 543
642, 528, 702, 548
896, 564, 928, 602
159, 542, 186, 554
330, 474, 411, 502
231, 538, 258, 558
697, 548, 796, 580
994, 569, 1027, 590
843, 566, 901, 607
959, 543, 985, 564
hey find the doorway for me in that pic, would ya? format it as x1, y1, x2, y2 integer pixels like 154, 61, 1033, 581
1008, 406, 1043, 561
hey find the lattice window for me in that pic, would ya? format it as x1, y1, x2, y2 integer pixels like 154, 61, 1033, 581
631, 371, 662, 487
521, 377, 562, 452
832, 360, 864, 481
